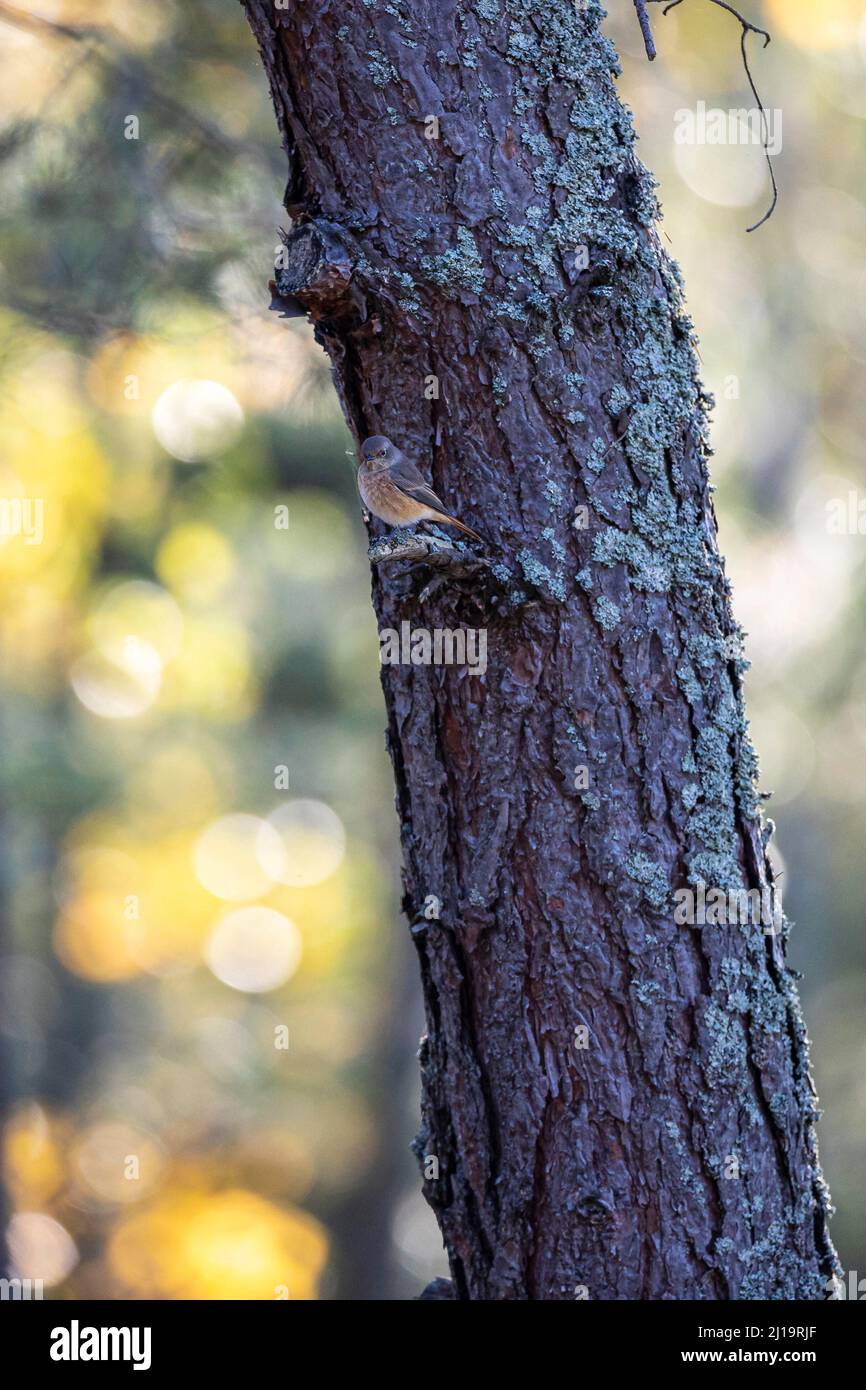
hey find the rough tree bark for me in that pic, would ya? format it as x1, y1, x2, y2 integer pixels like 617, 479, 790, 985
241, 0, 838, 1299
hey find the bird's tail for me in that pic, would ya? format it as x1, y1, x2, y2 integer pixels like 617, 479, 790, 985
434, 510, 484, 543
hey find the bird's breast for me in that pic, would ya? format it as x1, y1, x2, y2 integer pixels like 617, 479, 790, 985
360, 469, 428, 525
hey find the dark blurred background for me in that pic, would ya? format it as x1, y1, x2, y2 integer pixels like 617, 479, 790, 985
0, 0, 863, 1298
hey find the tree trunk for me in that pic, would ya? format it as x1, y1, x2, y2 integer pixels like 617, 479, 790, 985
241, 0, 838, 1300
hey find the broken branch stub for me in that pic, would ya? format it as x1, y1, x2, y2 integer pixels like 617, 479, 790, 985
271, 221, 361, 323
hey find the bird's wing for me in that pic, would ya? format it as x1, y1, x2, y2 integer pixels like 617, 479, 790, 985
388, 456, 449, 515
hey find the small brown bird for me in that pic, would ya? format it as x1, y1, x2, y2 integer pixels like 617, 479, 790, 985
357, 435, 483, 542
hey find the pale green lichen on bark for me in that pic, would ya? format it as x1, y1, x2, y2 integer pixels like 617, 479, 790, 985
477, 3, 765, 890
420, 226, 486, 295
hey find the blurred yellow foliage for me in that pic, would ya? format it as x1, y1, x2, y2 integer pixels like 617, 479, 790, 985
159, 613, 256, 721
0, 352, 111, 690
52, 802, 374, 986
766, 0, 865, 50
156, 522, 236, 606
54, 888, 147, 983
125, 743, 224, 830
0, 24, 94, 122
8, 0, 171, 49
272, 849, 382, 978
55, 831, 224, 981
4, 1104, 68, 1207
108, 1188, 329, 1299
87, 328, 241, 419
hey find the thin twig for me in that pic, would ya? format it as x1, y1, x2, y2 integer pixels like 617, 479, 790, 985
648, 0, 777, 231
632, 0, 657, 60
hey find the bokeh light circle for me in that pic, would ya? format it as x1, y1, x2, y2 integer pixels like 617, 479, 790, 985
72, 1122, 165, 1206
258, 800, 346, 888
151, 379, 243, 462
70, 639, 162, 719
673, 124, 767, 210
194, 814, 284, 902
8, 1212, 78, 1286
205, 907, 302, 993
90, 580, 184, 663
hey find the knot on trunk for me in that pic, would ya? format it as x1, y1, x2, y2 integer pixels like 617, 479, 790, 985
270, 220, 362, 324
